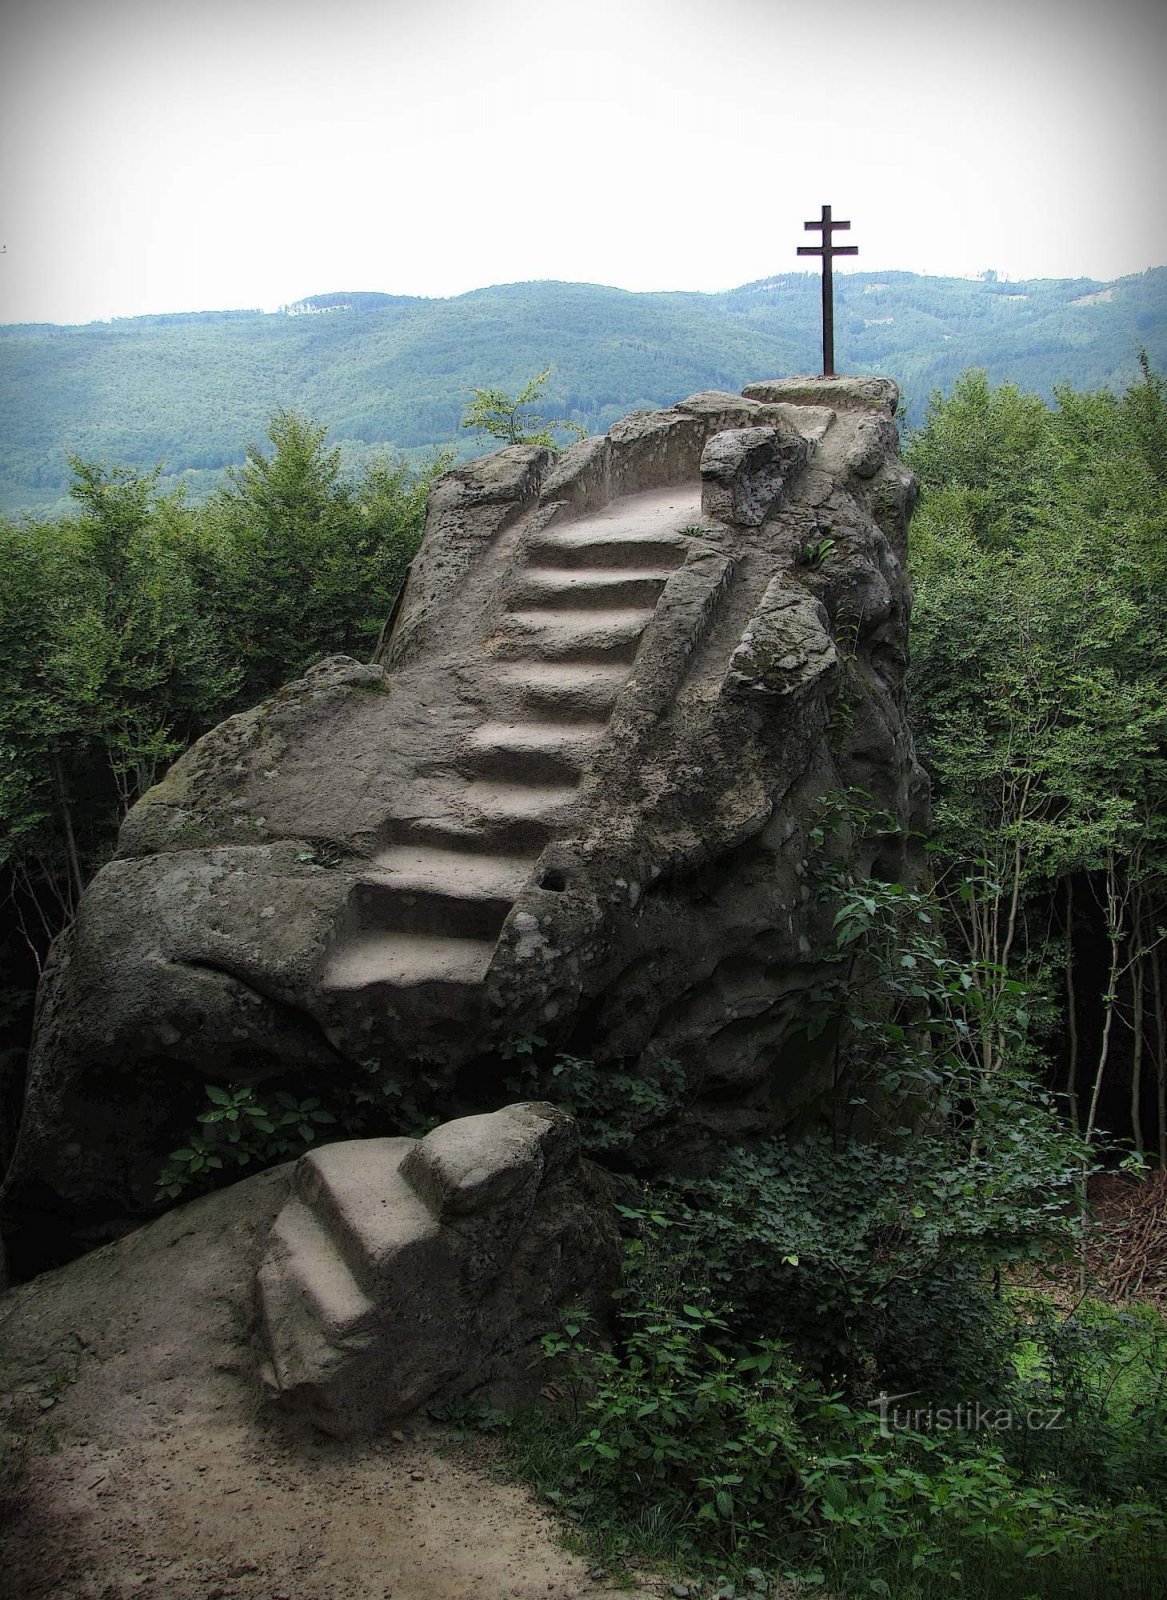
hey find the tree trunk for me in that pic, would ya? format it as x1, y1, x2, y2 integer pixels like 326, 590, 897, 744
1085, 855, 1123, 1146
1065, 875, 1080, 1130
1131, 944, 1145, 1156
1152, 943, 1166, 1169
51, 751, 85, 916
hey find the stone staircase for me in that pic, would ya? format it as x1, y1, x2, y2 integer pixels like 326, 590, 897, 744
257, 1104, 617, 1432
258, 1134, 430, 1397
317, 485, 700, 1043
5, 380, 931, 1241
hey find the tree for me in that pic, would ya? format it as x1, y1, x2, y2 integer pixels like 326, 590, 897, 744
209, 410, 446, 705
461, 368, 585, 450
0, 464, 237, 969
906, 365, 1167, 1154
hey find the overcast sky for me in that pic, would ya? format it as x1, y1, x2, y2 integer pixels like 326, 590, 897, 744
1, 0, 1164, 325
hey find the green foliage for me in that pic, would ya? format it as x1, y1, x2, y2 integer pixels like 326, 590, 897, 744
665, 1134, 1071, 1394
554, 1293, 802, 1565
907, 368, 1167, 887
649, 852, 1087, 1389
156, 1082, 337, 1199
502, 1044, 687, 1156
461, 368, 586, 451
502, 817, 1163, 1593
798, 536, 836, 568
903, 370, 1052, 547
1007, 1295, 1167, 1499
0, 462, 238, 946
346, 1054, 445, 1139
799, 1420, 1167, 1598
427, 1395, 511, 1437
906, 361, 1167, 1149
510, 1217, 1167, 1595
208, 409, 448, 704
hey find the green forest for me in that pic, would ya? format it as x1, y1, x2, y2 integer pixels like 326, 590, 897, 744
2, 267, 1164, 514
2, 361, 1166, 1597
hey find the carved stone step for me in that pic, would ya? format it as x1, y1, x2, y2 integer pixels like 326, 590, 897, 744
347, 879, 513, 940
257, 1197, 379, 1392
388, 813, 561, 855
457, 778, 580, 827
459, 721, 601, 784
495, 659, 628, 718
368, 843, 535, 897
293, 1137, 439, 1284
492, 607, 655, 662
524, 528, 689, 570
319, 930, 497, 993
507, 568, 668, 610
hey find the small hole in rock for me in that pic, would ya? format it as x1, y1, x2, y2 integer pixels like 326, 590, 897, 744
540, 870, 567, 892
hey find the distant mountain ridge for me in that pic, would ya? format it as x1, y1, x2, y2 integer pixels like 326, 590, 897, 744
2, 267, 1164, 515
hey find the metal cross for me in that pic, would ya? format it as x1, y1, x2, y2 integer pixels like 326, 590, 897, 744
797, 204, 859, 376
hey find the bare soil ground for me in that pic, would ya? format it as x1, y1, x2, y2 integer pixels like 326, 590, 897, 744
0, 1169, 658, 1600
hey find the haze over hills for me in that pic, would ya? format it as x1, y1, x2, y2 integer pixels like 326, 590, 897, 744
2, 267, 1164, 515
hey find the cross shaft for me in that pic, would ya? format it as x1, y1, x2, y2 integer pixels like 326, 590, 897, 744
797, 203, 859, 376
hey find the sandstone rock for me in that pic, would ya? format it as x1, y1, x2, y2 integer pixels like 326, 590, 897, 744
743, 374, 900, 416
699, 424, 806, 527
724, 581, 838, 698
256, 1103, 618, 1433
2, 380, 927, 1248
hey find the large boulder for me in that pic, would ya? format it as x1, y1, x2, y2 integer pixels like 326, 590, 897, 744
2, 379, 928, 1256
257, 1102, 619, 1434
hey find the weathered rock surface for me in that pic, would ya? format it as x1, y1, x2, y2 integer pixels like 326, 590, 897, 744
0, 1161, 654, 1600
257, 1102, 618, 1434
742, 374, 901, 415
698, 424, 805, 527
2, 377, 927, 1250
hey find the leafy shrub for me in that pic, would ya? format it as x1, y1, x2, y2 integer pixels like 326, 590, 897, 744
801, 1417, 1167, 1598
501, 807, 1166, 1595
346, 1054, 446, 1139
567, 1298, 801, 1561
1007, 1295, 1167, 1500
502, 1038, 687, 1158
511, 1216, 1167, 1596
461, 368, 585, 450
156, 1082, 336, 1199
661, 1137, 1031, 1392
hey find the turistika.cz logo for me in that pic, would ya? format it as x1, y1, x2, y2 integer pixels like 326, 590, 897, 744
876, 1391, 1067, 1439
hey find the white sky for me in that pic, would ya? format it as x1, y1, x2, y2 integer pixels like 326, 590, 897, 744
1, 0, 1164, 325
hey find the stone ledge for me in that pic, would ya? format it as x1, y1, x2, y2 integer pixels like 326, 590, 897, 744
743, 375, 900, 416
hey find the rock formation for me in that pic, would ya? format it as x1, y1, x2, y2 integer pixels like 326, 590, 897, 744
0, 1148, 652, 1600
2, 375, 927, 1257
257, 1101, 618, 1433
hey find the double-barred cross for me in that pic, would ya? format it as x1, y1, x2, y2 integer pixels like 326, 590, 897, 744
797, 204, 859, 377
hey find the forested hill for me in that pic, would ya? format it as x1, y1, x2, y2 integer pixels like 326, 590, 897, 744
2, 267, 1164, 514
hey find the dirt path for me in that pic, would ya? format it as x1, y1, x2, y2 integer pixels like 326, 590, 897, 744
0, 1170, 654, 1600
